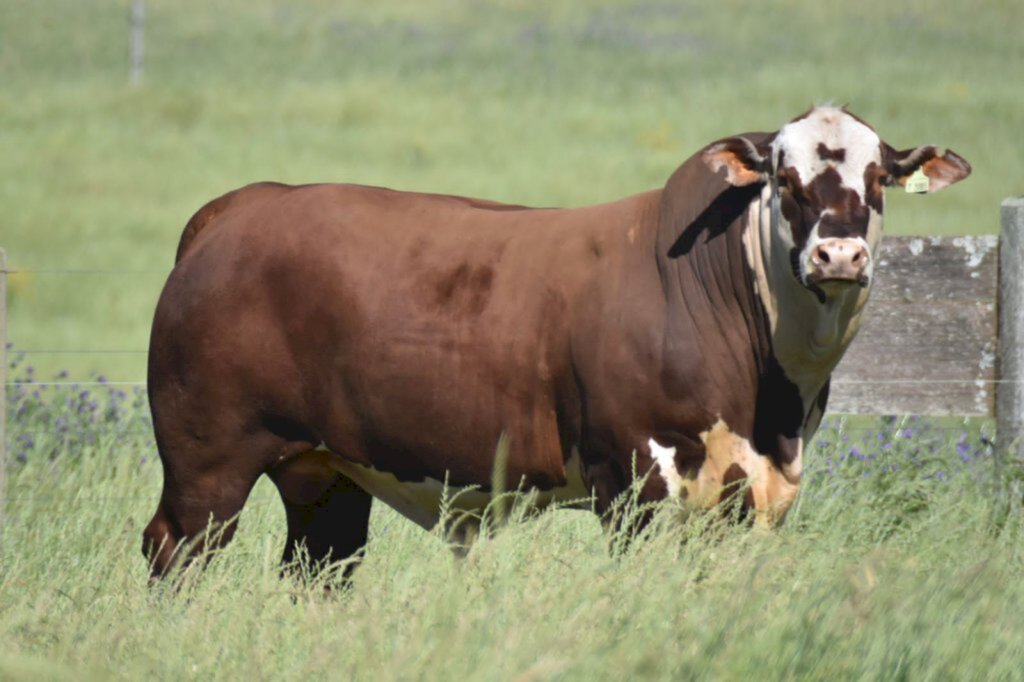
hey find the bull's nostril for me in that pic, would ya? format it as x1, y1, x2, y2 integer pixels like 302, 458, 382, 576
817, 247, 831, 264
851, 251, 861, 262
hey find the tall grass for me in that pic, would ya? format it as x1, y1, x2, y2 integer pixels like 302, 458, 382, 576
3, 358, 1023, 680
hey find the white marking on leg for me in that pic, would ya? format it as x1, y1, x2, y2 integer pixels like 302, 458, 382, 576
648, 438, 684, 498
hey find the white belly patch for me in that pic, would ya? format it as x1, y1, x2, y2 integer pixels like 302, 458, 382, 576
321, 447, 590, 531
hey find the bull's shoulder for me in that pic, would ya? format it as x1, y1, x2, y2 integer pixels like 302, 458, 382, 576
175, 182, 295, 262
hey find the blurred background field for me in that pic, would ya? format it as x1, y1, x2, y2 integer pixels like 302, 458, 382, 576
3, 2, 1024, 679
2, 0, 1022, 380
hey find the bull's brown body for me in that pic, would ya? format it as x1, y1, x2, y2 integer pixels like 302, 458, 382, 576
143, 108, 969, 578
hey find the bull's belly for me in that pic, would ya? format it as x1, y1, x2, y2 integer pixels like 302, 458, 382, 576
323, 447, 590, 531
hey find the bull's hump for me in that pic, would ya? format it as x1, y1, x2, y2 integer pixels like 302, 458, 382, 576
306, 183, 543, 215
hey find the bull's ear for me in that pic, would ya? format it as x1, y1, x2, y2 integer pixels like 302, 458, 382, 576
701, 136, 771, 187
885, 144, 972, 193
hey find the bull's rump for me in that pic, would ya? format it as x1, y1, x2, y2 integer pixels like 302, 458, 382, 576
153, 183, 653, 491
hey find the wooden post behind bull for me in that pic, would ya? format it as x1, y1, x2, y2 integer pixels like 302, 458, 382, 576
0, 248, 6, 555
999, 198, 1024, 480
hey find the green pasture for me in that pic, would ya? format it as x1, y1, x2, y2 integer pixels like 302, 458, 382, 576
2, 0, 1022, 380
3, 2, 1024, 679
1, 384, 1022, 680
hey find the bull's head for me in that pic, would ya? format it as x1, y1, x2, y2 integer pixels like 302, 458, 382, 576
701, 106, 971, 302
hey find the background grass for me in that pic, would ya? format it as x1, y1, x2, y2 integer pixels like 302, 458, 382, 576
3, 1, 1024, 679
2, 0, 1022, 380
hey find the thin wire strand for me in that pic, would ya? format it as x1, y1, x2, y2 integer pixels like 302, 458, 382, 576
4, 431, 978, 439
14, 350, 148, 354
6, 379, 1023, 388
2, 268, 166, 275
7, 381, 146, 387
832, 379, 1010, 385
0, 495, 280, 504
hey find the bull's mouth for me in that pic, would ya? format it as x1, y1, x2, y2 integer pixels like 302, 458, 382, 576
804, 274, 869, 304
806, 273, 871, 289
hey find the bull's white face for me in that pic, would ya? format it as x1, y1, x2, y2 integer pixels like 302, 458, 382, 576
702, 105, 971, 304
770, 107, 884, 301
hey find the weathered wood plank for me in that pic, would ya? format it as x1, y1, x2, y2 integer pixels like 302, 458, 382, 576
830, 235, 998, 416
869, 235, 998, 302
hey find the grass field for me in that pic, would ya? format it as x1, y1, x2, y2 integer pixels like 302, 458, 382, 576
3, 1, 1024, 679
2, 369, 1022, 680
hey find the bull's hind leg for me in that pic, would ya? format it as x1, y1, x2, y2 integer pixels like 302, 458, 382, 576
142, 433, 270, 579
269, 449, 373, 580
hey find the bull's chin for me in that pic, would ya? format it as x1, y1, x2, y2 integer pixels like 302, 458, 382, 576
804, 276, 869, 303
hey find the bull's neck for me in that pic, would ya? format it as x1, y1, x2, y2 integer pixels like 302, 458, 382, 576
654, 182, 774, 387
744, 184, 871, 401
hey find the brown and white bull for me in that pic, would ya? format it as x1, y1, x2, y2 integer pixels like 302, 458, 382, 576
143, 106, 970, 578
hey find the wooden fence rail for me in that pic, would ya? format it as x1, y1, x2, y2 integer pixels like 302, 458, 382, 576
830, 234, 999, 415
829, 197, 1022, 463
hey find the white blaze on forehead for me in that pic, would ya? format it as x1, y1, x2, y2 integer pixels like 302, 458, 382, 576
772, 106, 882, 197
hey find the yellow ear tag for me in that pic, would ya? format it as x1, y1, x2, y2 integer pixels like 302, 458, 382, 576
904, 168, 930, 194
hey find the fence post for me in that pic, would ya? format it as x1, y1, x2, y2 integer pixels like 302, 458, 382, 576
130, 0, 145, 85
1, 248, 6, 550
998, 198, 1024, 477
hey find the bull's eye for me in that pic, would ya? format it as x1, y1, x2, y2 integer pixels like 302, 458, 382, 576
780, 175, 802, 200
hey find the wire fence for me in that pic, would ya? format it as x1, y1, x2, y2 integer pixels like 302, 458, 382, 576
2, 255, 1021, 390
9, 378, 1024, 386
0, 277, 1017, 472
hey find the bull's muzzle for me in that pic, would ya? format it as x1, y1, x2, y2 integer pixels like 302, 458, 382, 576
807, 238, 870, 288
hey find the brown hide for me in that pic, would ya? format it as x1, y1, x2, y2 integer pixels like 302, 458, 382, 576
149, 184, 682, 508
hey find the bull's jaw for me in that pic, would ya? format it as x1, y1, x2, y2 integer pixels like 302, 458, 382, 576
805, 282, 869, 354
